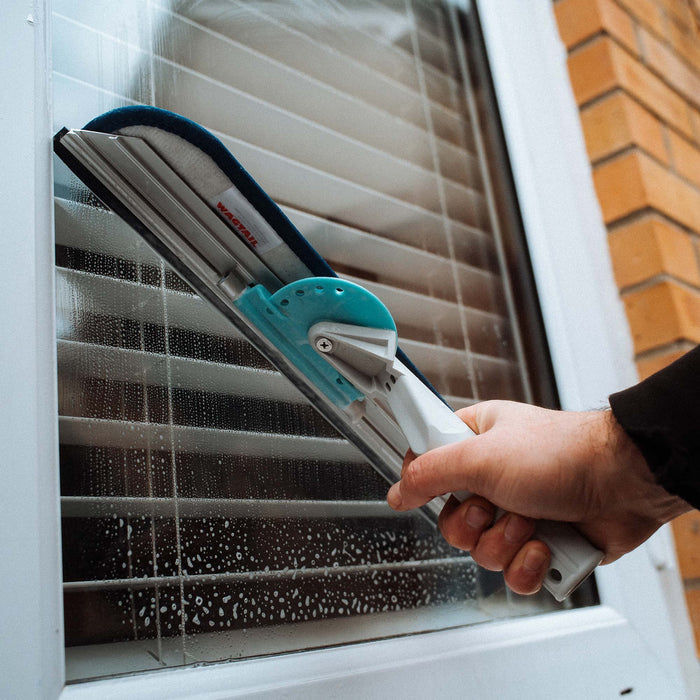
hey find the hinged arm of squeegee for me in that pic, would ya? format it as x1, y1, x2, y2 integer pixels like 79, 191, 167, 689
308, 322, 475, 455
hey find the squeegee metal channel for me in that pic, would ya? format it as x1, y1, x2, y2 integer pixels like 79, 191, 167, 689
60, 130, 279, 293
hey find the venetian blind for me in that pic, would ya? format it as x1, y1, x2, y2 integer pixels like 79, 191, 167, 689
53, 0, 565, 683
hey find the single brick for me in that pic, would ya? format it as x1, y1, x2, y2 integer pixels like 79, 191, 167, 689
673, 512, 700, 579
594, 151, 700, 231
555, 0, 637, 52
567, 37, 617, 104
593, 151, 648, 222
623, 280, 700, 353
636, 153, 700, 232
608, 215, 700, 288
580, 91, 668, 163
683, 588, 700, 657
555, 0, 604, 48
669, 130, 700, 188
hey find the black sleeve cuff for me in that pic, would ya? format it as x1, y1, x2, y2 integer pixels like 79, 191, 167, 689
609, 345, 700, 510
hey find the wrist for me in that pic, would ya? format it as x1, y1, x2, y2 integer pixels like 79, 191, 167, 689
604, 409, 691, 526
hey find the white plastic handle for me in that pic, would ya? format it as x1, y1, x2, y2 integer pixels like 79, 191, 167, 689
387, 366, 603, 601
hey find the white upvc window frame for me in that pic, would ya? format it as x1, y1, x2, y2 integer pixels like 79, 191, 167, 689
2, 0, 698, 697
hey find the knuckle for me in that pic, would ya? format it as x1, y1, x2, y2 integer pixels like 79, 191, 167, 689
472, 540, 505, 571
439, 518, 474, 552
504, 569, 542, 596
504, 542, 549, 595
402, 459, 427, 494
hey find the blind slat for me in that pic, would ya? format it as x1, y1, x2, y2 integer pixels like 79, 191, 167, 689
61, 496, 397, 520
56, 269, 234, 339
168, 0, 468, 140
56, 263, 509, 342
53, 9, 470, 151
57, 268, 516, 398
213, 129, 490, 243
342, 270, 506, 323
52, 76, 491, 249
57, 340, 304, 403
294, 207, 498, 280
54, 198, 162, 267
59, 417, 364, 461
63, 556, 472, 592
55, 197, 498, 294
173, 0, 463, 103
154, 12, 471, 178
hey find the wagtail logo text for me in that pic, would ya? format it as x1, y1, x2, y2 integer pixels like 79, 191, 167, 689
216, 201, 259, 247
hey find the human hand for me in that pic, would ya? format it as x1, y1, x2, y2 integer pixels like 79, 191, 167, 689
387, 400, 690, 596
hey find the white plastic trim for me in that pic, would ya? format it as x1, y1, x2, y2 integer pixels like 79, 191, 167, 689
57, 606, 683, 699
0, 2, 64, 699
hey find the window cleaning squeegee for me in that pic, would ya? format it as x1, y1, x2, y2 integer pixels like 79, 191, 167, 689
54, 106, 603, 601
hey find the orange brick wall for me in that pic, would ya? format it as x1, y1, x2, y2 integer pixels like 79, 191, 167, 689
553, 0, 700, 652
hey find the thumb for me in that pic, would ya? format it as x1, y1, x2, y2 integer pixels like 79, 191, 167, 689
387, 434, 491, 511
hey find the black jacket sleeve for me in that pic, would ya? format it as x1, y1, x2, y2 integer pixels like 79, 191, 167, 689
609, 345, 700, 510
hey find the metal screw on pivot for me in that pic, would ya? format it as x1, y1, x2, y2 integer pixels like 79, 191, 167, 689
315, 337, 334, 353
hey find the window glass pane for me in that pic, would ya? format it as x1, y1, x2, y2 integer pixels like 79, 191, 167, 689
53, 0, 592, 683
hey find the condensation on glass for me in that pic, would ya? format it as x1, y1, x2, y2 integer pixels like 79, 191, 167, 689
53, 0, 579, 683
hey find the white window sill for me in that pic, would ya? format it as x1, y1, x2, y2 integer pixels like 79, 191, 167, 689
59, 605, 680, 699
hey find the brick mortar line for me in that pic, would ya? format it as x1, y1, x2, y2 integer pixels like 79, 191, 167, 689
563, 18, 698, 80
589, 143, 647, 170
684, 578, 700, 592
692, 1, 700, 33
580, 86, 700, 151
617, 271, 700, 297
578, 86, 624, 114
665, 137, 700, 192
669, 167, 700, 197
634, 339, 697, 365
564, 31, 606, 58
643, 73, 700, 119
565, 28, 636, 59
606, 206, 657, 232
605, 202, 700, 236
607, 208, 700, 239
693, 220, 700, 275
633, 11, 647, 63
605, 206, 661, 232
662, 119, 674, 171
590, 139, 700, 198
